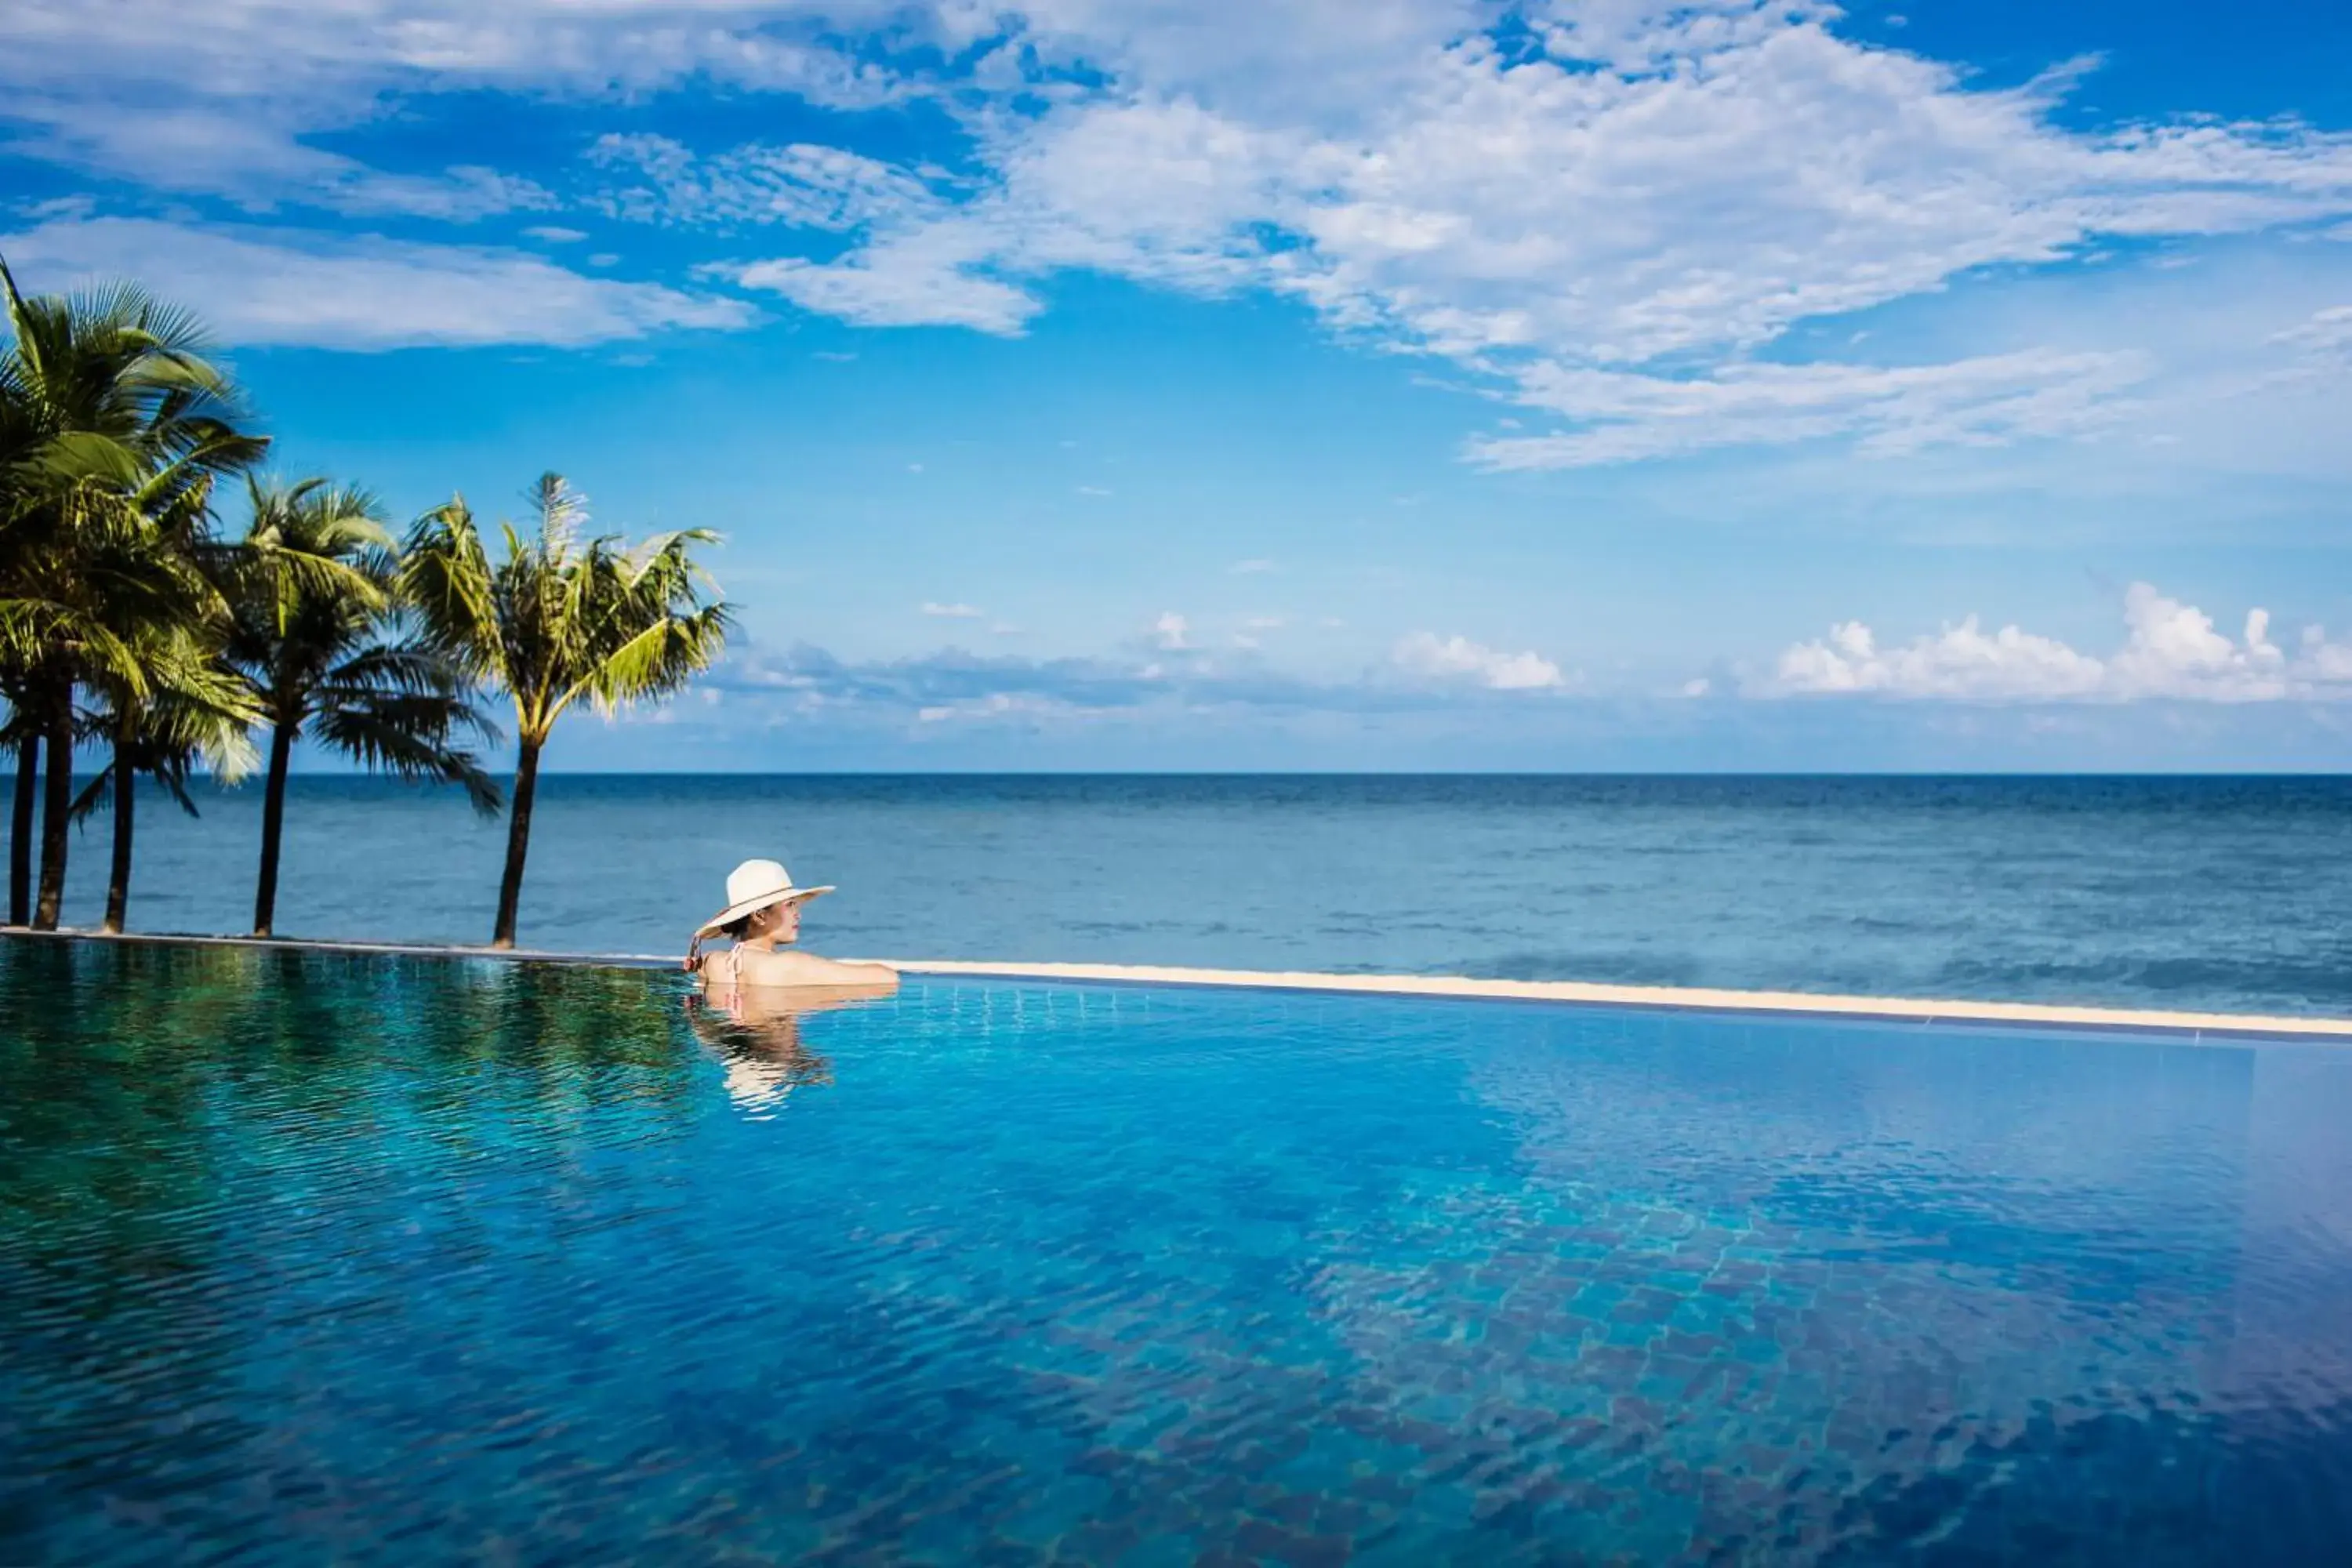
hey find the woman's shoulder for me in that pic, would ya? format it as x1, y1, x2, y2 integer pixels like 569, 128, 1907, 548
734, 948, 898, 988
731, 948, 826, 981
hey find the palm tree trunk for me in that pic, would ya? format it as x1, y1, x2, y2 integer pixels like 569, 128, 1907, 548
33, 706, 72, 931
252, 720, 295, 938
490, 736, 540, 949
102, 735, 133, 935
9, 729, 37, 926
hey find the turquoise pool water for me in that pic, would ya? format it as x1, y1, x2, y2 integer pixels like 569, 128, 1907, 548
2, 941, 2349, 1563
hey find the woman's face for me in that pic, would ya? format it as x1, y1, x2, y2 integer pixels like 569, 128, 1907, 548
755, 898, 804, 942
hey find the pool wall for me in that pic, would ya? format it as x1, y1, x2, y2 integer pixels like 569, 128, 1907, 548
8, 927, 2352, 1043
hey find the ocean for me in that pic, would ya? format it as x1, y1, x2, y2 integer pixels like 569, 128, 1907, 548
40, 773, 2352, 1016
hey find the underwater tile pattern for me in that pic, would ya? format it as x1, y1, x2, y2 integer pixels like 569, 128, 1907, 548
2, 942, 2350, 1564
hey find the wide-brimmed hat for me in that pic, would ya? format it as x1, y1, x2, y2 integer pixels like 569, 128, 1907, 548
695, 858, 834, 940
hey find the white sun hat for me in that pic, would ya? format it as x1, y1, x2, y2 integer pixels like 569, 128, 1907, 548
694, 858, 835, 941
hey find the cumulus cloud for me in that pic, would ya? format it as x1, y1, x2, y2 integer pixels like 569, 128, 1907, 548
1767, 583, 2352, 702
1151, 612, 1191, 650
920, 601, 984, 619
1771, 617, 2106, 702
0, 216, 754, 349
1392, 631, 1568, 691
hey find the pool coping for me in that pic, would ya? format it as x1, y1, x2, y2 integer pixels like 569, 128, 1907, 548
8, 927, 2350, 1043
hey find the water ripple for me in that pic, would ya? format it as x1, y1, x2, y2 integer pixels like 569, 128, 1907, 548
2, 942, 2350, 1562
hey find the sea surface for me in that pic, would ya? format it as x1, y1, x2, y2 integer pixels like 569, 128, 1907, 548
4, 943, 2349, 1563
42, 772, 2352, 1015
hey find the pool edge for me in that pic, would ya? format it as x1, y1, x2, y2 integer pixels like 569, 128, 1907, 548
9, 928, 2350, 1043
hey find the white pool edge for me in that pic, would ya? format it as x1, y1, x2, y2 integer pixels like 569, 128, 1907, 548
890, 959, 2352, 1041
9, 927, 2350, 1042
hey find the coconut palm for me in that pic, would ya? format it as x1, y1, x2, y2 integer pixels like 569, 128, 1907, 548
401, 474, 728, 948
53, 450, 262, 932
0, 255, 265, 927
1, 702, 35, 926
78, 627, 261, 933
224, 475, 501, 938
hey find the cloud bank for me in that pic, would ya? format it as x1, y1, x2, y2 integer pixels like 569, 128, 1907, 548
1768, 583, 2352, 703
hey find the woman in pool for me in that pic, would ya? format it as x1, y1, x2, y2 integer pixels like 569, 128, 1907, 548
687, 858, 898, 992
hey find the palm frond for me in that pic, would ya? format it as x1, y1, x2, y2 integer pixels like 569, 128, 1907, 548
399, 498, 506, 686
568, 600, 735, 719
314, 704, 504, 815
68, 765, 111, 826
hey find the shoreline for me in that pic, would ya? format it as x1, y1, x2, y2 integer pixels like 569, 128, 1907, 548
8, 927, 2350, 1043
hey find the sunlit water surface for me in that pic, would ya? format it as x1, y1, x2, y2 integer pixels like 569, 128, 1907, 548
2, 942, 2349, 1563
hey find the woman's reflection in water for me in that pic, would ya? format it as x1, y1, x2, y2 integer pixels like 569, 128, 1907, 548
688, 975, 895, 1119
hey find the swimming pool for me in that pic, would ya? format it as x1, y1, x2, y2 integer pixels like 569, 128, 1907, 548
2, 941, 2348, 1563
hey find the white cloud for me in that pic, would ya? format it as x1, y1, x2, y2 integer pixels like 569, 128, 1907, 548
731, 230, 1041, 335
920, 601, 984, 618
9, 1, 2352, 464
1767, 583, 2352, 702
1392, 631, 1566, 691
1151, 612, 1190, 650
0, 1, 915, 209
690, 2, 2352, 463
2270, 304, 2352, 368
524, 225, 589, 243
716, 626, 1582, 728
0, 89, 555, 220
2105, 583, 2288, 701
0, 216, 754, 349
1468, 349, 2156, 468
916, 691, 1074, 724
1771, 617, 2107, 701
590, 134, 939, 232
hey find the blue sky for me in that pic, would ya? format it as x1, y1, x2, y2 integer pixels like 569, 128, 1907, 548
4, 0, 2350, 769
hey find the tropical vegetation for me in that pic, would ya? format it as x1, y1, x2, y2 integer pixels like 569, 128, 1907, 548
403, 474, 730, 947
0, 256, 729, 944
225, 476, 501, 937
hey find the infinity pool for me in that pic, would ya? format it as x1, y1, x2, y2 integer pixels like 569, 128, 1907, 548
2, 942, 2349, 1563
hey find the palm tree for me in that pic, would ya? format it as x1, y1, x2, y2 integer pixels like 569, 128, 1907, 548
224, 475, 501, 938
78, 626, 260, 933
54, 446, 260, 933
401, 474, 728, 948
0, 255, 265, 928
2, 702, 35, 926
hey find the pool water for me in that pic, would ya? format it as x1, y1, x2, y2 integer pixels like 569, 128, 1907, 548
2, 942, 2349, 1564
